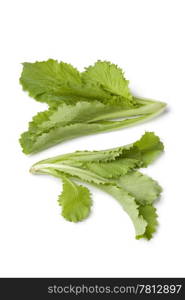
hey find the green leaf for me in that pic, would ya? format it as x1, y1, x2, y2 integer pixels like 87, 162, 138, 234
134, 131, 164, 166
82, 60, 133, 101
30, 132, 163, 239
20, 59, 117, 105
20, 59, 166, 110
19, 59, 166, 153
20, 97, 165, 155
58, 177, 92, 222
118, 171, 162, 205
30, 161, 109, 185
30, 132, 164, 170
100, 184, 147, 237
118, 131, 164, 167
28, 100, 132, 130
84, 159, 141, 178
137, 205, 158, 240
20, 121, 123, 154
100, 181, 159, 238
20, 59, 80, 98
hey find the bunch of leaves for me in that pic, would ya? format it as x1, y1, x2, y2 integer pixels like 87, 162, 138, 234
30, 132, 164, 240
19, 59, 166, 154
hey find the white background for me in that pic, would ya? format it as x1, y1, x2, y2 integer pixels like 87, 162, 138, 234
0, 0, 185, 277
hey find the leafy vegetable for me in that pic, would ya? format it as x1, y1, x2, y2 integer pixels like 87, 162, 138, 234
81, 60, 133, 100
19, 59, 166, 154
137, 205, 158, 240
58, 176, 92, 222
30, 132, 164, 239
